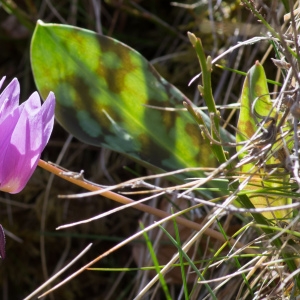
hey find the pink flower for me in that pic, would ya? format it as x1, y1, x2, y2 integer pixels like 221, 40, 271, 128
0, 77, 55, 193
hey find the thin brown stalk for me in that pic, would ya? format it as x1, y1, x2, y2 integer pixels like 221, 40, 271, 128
38, 159, 258, 255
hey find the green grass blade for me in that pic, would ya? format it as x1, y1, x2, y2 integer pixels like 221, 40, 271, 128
171, 209, 189, 300
158, 224, 217, 300
139, 222, 171, 300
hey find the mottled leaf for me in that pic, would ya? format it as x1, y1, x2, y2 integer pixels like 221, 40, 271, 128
30, 21, 233, 175
236, 61, 292, 220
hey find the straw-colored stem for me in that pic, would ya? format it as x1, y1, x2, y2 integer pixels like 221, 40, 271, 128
38, 159, 258, 255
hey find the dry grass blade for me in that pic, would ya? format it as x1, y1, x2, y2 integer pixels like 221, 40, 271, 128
24, 243, 92, 300
38, 159, 257, 255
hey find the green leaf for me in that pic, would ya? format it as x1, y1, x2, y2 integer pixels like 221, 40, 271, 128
236, 61, 292, 220
30, 20, 233, 176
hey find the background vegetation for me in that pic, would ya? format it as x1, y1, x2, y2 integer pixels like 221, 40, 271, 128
0, 0, 295, 299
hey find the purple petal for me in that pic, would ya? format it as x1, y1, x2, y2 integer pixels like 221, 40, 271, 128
12, 92, 43, 152
0, 91, 55, 193
0, 78, 20, 121
0, 77, 6, 89
40, 92, 55, 147
0, 107, 21, 152
0, 100, 42, 192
